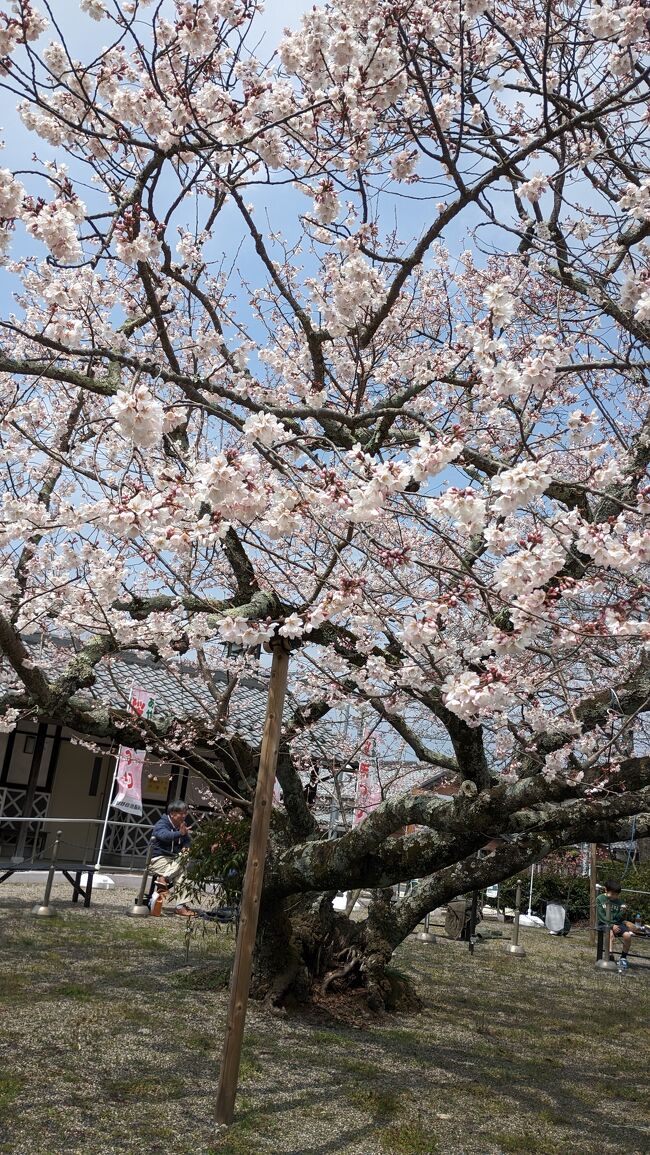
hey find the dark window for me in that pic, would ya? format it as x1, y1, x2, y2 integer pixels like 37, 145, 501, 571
89, 756, 103, 797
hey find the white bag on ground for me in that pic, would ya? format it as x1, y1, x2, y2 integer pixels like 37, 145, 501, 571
519, 912, 545, 927
80, 872, 115, 890
545, 902, 569, 935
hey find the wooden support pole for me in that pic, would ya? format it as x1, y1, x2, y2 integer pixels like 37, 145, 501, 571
215, 640, 290, 1127
345, 888, 361, 917
589, 842, 597, 948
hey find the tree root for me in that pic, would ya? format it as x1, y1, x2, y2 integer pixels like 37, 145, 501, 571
322, 955, 361, 993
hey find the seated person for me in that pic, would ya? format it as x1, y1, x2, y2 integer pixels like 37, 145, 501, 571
150, 801, 194, 917
596, 880, 635, 969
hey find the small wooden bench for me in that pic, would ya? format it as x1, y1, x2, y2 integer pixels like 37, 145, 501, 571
0, 863, 96, 907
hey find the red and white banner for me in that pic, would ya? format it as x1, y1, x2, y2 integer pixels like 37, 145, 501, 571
113, 746, 145, 815
353, 737, 381, 826
129, 685, 156, 721
112, 685, 155, 816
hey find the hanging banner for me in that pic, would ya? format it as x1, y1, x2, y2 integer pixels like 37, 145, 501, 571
111, 685, 156, 816
353, 737, 381, 826
129, 685, 156, 720
113, 746, 145, 815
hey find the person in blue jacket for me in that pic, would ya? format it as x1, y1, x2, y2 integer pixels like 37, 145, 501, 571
150, 801, 194, 916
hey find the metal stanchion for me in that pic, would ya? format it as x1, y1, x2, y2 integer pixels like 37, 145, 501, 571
596, 923, 606, 963
128, 843, 153, 918
468, 889, 479, 955
504, 880, 526, 957
31, 830, 62, 918
415, 911, 436, 943
595, 897, 618, 971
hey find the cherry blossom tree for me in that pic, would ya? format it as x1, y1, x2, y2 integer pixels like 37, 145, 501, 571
1, 0, 649, 1006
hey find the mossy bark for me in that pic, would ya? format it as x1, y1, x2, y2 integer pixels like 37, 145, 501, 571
250, 887, 418, 1013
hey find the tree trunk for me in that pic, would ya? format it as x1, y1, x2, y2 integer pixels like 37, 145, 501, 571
251, 893, 306, 1006
249, 890, 418, 1013
363, 888, 409, 1012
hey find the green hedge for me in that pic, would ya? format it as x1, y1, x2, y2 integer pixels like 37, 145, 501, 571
595, 860, 650, 923
494, 861, 650, 924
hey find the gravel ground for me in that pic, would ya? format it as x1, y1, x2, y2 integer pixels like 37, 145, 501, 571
0, 882, 649, 1155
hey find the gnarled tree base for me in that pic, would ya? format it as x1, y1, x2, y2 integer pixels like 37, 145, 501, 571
249, 893, 421, 1015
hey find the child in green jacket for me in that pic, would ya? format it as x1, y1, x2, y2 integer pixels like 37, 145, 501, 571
597, 881, 634, 969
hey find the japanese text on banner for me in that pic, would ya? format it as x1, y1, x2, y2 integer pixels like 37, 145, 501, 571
112, 685, 155, 816
353, 737, 381, 826
113, 747, 146, 815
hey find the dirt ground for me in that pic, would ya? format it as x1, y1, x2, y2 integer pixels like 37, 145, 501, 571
0, 881, 648, 1155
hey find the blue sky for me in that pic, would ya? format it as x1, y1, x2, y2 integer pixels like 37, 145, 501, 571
0, 0, 518, 308
0, 1, 316, 306
3, 0, 312, 172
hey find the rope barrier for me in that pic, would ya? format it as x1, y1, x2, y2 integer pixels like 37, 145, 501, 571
1, 812, 213, 868
0, 816, 156, 827
0, 811, 213, 826
1, 832, 145, 866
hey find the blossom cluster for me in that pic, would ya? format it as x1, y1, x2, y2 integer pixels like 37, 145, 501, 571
0, 0, 647, 814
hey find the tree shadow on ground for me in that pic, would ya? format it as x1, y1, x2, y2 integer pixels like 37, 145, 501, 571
1, 898, 649, 1155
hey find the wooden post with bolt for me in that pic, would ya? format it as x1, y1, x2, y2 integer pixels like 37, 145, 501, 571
215, 638, 290, 1126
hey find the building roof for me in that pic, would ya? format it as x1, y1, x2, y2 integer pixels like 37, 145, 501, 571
15, 636, 337, 762
94, 650, 338, 761
12, 637, 443, 793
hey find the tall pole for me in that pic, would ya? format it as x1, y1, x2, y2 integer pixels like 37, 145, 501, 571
505, 880, 526, 957
32, 829, 62, 917
215, 639, 290, 1126
94, 755, 118, 871
595, 897, 618, 971
345, 888, 361, 917
468, 889, 479, 955
527, 863, 535, 917
128, 842, 154, 917
589, 843, 598, 948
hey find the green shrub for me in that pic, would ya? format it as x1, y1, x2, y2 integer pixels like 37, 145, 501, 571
497, 872, 590, 921
182, 815, 251, 906
595, 860, 650, 923
494, 860, 650, 923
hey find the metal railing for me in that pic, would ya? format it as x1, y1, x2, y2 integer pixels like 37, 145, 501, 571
0, 815, 156, 868
0, 809, 213, 869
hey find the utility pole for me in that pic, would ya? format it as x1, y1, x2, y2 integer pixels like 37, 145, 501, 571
215, 638, 290, 1126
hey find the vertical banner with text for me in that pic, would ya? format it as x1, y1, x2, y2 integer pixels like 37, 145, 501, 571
112, 686, 156, 816
353, 737, 381, 826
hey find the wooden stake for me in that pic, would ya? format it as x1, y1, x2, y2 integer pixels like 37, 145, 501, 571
215, 639, 290, 1126
345, 888, 361, 917
589, 842, 597, 948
